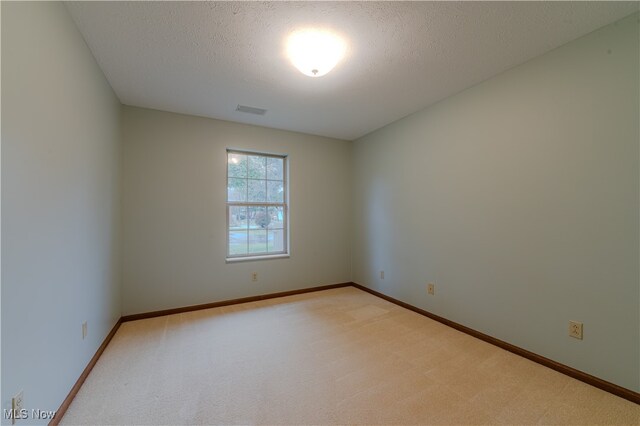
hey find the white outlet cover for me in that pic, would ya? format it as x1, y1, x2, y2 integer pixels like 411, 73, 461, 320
569, 321, 583, 339
11, 391, 23, 425
15, 391, 23, 407
13, 390, 24, 411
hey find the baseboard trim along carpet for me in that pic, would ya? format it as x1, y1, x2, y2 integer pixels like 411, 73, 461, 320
120, 282, 353, 322
50, 318, 122, 426
350, 282, 640, 405
51, 281, 639, 425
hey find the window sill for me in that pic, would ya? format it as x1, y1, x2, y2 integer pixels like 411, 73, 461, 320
226, 254, 290, 263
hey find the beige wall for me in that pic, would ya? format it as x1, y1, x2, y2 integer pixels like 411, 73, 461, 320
2, 1, 122, 418
352, 13, 639, 391
121, 106, 352, 315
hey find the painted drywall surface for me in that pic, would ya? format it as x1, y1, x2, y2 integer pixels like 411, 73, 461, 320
1, 2, 122, 423
353, 13, 639, 391
121, 106, 352, 315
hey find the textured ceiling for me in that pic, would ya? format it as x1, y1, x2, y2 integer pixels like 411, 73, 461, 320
66, 1, 638, 140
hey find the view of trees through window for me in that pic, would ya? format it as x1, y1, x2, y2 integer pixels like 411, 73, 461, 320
227, 150, 287, 257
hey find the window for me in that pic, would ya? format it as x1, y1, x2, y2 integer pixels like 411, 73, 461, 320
226, 150, 288, 260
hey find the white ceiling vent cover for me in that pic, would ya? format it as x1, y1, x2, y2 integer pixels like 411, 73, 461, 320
236, 105, 267, 116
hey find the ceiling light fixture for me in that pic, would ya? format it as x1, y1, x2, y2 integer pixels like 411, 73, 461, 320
286, 29, 347, 77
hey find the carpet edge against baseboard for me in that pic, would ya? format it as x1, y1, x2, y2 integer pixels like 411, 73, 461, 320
350, 282, 640, 405
120, 282, 353, 322
50, 282, 352, 424
50, 318, 122, 426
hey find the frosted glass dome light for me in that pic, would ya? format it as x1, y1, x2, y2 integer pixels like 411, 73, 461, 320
287, 29, 346, 77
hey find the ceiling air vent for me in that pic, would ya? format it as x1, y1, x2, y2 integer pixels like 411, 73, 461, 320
236, 104, 267, 116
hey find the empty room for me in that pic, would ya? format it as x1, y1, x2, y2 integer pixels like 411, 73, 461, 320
2, 1, 640, 425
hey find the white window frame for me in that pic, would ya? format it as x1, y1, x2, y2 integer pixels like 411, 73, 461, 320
226, 149, 289, 262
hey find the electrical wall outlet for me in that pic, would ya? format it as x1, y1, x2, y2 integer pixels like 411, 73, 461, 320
380, 271, 384, 279
569, 321, 583, 340
427, 283, 435, 295
252, 272, 258, 282
11, 390, 24, 425
82, 322, 88, 340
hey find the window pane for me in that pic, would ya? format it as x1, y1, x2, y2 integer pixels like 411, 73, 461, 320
268, 229, 284, 253
248, 179, 267, 202
267, 157, 284, 180
229, 230, 248, 255
226, 152, 287, 259
229, 206, 247, 230
267, 181, 284, 202
249, 230, 267, 253
268, 206, 284, 229
227, 178, 247, 202
249, 206, 269, 229
248, 155, 267, 179
228, 153, 247, 178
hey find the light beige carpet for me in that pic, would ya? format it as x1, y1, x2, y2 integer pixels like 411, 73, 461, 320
61, 287, 640, 425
